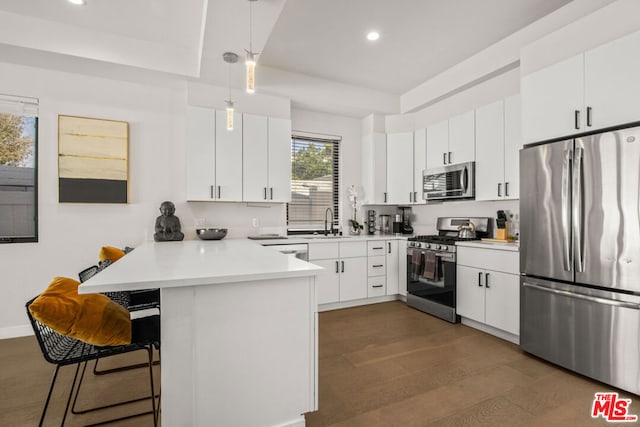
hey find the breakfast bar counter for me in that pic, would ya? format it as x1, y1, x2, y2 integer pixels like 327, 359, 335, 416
80, 240, 322, 427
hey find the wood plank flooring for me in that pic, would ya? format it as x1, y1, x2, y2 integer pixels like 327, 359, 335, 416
1, 301, 637, 426
305, 301, 639, 427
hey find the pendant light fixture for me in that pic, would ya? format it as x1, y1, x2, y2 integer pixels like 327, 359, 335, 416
245, 0, 258, 94
222, 52, 239, 131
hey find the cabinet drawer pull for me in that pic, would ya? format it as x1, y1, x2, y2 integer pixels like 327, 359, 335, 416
587, 106, 592, 127
373, 264, 384, 268
574, 110, 581, 130
478, 272, 483, 287
335, 261, 339, 273
372, 285, 384, 288
372, 246, 383, 250
485, 272, 490, 288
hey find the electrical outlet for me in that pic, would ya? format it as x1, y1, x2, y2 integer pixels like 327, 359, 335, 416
252, 218, 259, 228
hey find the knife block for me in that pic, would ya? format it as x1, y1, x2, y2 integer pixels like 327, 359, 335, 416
496, 223, 509, 241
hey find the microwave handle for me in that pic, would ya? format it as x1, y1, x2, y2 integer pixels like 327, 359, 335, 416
460, 166, 468, 194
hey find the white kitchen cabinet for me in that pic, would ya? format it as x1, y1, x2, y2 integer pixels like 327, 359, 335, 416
448, 110, 475, 165
309, 241, 367, 304
243, 114, 291, 202
475, 95, 522, 201
386, 132, 414, 205
361, 133, 387, 204
366, 239, 400, 296
456, 245, 520, 338
386, 240, 399, 295
413, 128, 426, 204
398, 243, 407, 297
186, 106, 243, 201
425, 120, 448, 170
522, 29, 640, 144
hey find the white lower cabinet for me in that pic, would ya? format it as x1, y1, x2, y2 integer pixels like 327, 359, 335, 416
456, 245, 520, 338
309, 241, 367, 304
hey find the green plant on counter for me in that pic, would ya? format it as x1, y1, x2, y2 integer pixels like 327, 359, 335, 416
349, 219, 364, 231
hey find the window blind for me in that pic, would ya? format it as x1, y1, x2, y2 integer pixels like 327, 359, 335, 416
287, 134, 340, 232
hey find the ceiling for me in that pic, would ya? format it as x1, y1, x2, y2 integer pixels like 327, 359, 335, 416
0, 0, 574, 109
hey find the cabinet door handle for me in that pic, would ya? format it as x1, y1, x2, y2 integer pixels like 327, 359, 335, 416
414, 191, 418, 203
448, 151, 452, 164
478, 272, 483, 287
574, 110, 581, 130
388, 242, 391, 254
270, 187, 273, 200
505, 182, 509, 197
497, 183, 502, 197
210, 185, 214, 199
373, 264, 384, 268
384, 192, 387, 203
335, 261, 339, 273
217, 185, 221, 199
409, 192, 412, 202
341, 261, 345, 273
372, 285, 384, 288
485, 273, 490, 288
443, 153, 447, 165
263, 187, 267, 200
587, 106, 592, 127
373, 246, 383, 250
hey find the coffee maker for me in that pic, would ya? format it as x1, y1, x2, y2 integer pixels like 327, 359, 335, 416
398, 206, 413, 235
366, 210, 376, 235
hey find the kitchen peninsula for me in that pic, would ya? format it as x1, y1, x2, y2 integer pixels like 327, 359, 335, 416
79, 239, 322, 427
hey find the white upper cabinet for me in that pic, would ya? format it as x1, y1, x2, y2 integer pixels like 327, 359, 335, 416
186, 106, 215, 200
214, 110, 243, 201
386, 132, 414, 205
584, 30, 640, 131
475, 100, 505, 201
361, 132, 387, 204
267, 117, 292, 203
503, 94, 522, 200
475, 95, 522, 201
425, 120, 448, 170
413, 128, 426, 203
522, 54, 584, 144
243, 114, 292, 202
523, 29, 640, 144
448, 110, 475, 165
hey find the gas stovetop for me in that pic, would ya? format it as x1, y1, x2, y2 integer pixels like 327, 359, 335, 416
408, 235, 480, 244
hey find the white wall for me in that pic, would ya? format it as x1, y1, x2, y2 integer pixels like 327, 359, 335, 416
0, 62, 289, 337
290, 109, 362, 231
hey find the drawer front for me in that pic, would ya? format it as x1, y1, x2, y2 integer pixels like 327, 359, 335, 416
367, 241, 386, 256
340, 241, 367, 258
368, 277, 386, 297
368, 255, 386, 277
457, 247, 519, 274
308, 242, 339, 260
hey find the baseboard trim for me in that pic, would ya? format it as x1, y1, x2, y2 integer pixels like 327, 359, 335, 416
319, 294, 402, 312
0, 325, 33, 340
273, 416, 305, 427
460, 317, 519, 345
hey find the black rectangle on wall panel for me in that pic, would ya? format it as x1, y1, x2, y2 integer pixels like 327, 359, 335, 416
59, 178, 127, 203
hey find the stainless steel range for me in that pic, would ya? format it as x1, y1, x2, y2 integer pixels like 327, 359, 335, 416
406, 217, 490, 323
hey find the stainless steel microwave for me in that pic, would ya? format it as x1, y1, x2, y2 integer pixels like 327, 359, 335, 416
422, 161, 475, 201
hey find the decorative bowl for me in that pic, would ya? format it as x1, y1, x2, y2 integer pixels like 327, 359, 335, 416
196, 228, 228, 240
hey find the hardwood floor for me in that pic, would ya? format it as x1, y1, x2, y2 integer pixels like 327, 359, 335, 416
305, 301, 638, 427
1, 301, 637, 426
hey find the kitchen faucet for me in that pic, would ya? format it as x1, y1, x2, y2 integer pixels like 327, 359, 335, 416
324, 207, 335, 236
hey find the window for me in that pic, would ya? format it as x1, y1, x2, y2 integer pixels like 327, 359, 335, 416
287, 133, 340, 234
0, 95, 38, 243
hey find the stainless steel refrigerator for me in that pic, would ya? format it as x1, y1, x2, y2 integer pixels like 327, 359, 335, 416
520, 125, 640, 395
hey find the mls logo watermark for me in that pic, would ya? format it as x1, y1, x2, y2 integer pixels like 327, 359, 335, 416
592, 392, 638, 422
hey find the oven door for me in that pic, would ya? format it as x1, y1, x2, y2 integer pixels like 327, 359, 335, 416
407, 247, 456, 308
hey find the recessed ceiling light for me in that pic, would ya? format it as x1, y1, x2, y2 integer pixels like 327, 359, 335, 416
367, 31, 380, 41
68, 0, 86, 5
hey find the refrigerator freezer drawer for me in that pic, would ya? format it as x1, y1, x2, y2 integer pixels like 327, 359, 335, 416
520, 276, 640, 395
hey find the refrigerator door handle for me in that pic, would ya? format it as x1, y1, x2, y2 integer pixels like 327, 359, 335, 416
522, 282, 640, 310
562, 148, 573, 271
573, 146, 585, 273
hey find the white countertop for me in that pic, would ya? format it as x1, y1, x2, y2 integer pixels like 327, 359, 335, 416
456, 240, 520, 252
256, 234, 409, 245
79, 239, 323, 294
